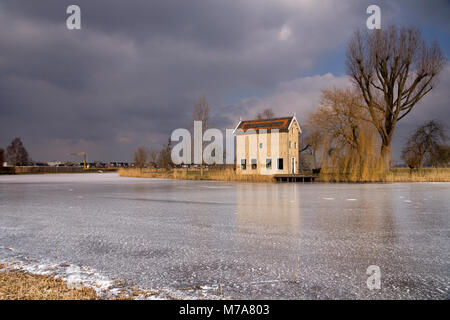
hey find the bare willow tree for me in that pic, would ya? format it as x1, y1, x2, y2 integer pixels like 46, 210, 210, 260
192, 96, 211, 172
307, 88, 378, 180
256, 108, 275, 120
148, 148, 159, 167
346, 25, 446, 168
157, 139, 173, 169
133, 147, 148, 169
298, 127, 321, 155
401, 120, 447, 169
428, 145, 450, 167
193, 96, 211, 133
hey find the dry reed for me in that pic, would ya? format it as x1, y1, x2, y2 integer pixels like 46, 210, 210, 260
119, 168, 274, 183
119, 167, 450, 183
0, 263, 102, 300
0, 262, 164, 300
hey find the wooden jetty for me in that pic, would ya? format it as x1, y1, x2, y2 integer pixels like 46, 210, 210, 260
274, 174, 317, 183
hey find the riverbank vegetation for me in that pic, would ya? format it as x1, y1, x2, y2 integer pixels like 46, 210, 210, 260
119, 167, 450, 183
0, 263, 101, 300
0, 262, 161, 300
119, 167, 275, 182
317, 167, 450, 183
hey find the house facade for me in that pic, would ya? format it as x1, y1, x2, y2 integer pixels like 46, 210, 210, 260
234, 116, 301, 175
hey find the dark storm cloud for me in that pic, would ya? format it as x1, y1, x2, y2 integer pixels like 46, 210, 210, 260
0, 0, 448, 161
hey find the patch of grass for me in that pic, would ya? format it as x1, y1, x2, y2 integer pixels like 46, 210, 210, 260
119, 168, 274, 183
0, 263, 102, 300
385, 167, 450, 182
317, 167, 450, 182
0, 262, 160, 300
121, 167, 450, 183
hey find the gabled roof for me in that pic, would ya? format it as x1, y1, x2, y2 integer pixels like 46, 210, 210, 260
233, 116, 301, 134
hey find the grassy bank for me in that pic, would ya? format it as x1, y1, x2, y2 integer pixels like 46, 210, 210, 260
317, 167, 450, 182
119, 168, 274, 182
0, 262, 162, 300
119, 167, 450, 183
0, 263, 102, 300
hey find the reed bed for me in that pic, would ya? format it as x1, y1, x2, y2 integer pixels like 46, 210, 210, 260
119, 168, 274, 183
317, 167, 450, 183
120, 167, 449, 183
384, 168, 450, 182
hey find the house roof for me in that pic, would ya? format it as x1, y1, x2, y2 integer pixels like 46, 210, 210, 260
234, 116, 300, 133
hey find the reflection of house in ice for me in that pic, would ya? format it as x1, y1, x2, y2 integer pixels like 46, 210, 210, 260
235, 183, 301, 236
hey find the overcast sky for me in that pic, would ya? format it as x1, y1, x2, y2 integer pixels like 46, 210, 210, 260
0, 0, 449, 162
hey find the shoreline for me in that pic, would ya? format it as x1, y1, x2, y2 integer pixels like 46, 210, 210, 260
0, 259, 160, 300
0, 167, 118, 175
0, 255, 226, 300
118, 168, 450, 183
0, 261, 110, 300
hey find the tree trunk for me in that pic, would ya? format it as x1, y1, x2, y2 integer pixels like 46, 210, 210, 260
379, 122, 395, 171
380, 143, 391, 171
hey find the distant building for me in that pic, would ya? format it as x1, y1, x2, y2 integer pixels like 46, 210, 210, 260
46, 161, 66, 167
234, 115, 301, 175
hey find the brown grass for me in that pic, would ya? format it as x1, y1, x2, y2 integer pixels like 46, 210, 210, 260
0, 262, 162, 300
120, 167, 450, 183
119, 168, 274, 183
0, 263, 102, 300
384, 167, 450, 182
317, 167, 450, 183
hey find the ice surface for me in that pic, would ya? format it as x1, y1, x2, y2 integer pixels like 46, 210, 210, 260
0, 173, 449, 299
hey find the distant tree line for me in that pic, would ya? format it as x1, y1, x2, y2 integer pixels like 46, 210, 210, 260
133, 139, 173, 170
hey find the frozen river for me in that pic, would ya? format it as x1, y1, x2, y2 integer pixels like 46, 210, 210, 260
0, 173, 449, 299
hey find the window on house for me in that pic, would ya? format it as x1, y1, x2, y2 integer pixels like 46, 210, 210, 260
259, 142, 263, 149
266, 158, 272, 169
278, 158, 284, 170
289, 141, 292, 148
251, 158, 257, 170
295, 142, 297, 149
241, 159, 246, 170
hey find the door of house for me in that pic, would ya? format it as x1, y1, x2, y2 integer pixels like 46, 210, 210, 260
291, 157, 296, 174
